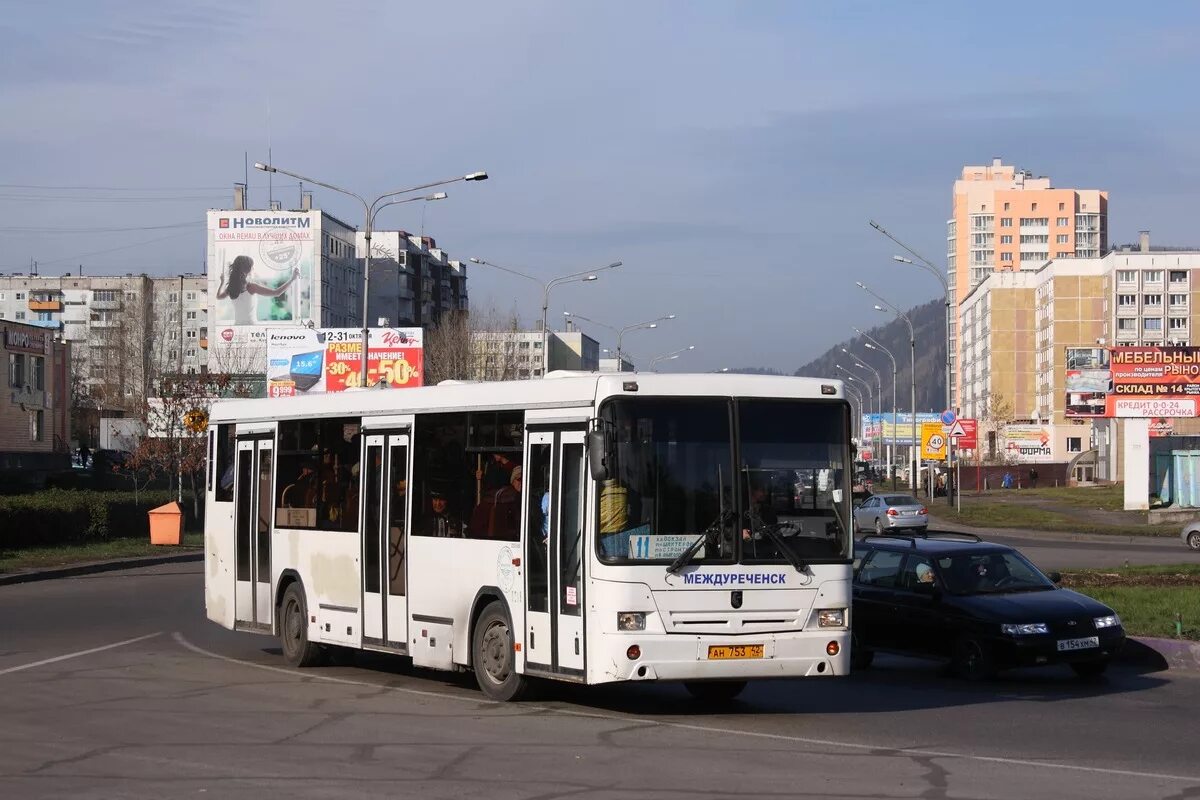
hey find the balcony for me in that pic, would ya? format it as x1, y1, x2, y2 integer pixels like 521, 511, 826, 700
90, 299, 122, 311
199, 337, 208, 350
28, 299, 62, 312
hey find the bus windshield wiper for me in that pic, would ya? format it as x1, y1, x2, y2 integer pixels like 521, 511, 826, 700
755, 522, 808, 572
666, 510, 734, 575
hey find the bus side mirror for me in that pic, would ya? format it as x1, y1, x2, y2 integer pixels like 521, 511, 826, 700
587, 429, 610, 481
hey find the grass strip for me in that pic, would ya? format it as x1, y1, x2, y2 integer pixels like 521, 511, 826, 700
1062, 564, 1200, 641
932, 503, 1176, 536
0, 533, 203, 574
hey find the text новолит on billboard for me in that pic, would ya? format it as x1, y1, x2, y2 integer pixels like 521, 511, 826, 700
1065, 345, 1200, 418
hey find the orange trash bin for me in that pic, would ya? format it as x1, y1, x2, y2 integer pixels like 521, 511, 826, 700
148, 501, 183, 545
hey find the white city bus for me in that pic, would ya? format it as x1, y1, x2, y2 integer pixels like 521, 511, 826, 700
203, 372, 854, 701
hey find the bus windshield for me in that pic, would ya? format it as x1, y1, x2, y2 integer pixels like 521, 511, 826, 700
596, 397, 851, 566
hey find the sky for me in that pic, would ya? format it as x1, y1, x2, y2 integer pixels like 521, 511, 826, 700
2, 0, 1200, 372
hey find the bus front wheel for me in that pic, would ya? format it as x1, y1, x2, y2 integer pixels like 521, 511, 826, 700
472, 601, 529, 702
279, 583, 323, 668
684, 680, 747, 702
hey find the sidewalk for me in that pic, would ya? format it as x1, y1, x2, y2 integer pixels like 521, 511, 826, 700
924, 512, 1175, 546
0, 550, 202, 587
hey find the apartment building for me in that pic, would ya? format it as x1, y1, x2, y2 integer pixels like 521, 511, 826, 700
1106, 233, 1200, 348
1, 319, 71, 486
0, 273, 209, 410
358, 231, 469, 328
947, 158, 1107, 407
471, 330, 599, 381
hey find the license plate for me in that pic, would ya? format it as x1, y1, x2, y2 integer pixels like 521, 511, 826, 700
1057, 636, 1100, 652
901, 510, 916, 516
707, 644, 764, 660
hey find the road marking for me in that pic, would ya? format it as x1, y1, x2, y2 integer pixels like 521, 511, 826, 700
0, 632, 162, 677
173, 632, 1200, 784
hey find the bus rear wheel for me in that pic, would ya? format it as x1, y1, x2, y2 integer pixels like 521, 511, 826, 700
684, 680, 747, 702
472, 601, 528, 702
279, 583, 323, 668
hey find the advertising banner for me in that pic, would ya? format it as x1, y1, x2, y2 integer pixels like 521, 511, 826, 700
1066, 345, 1200, 418
920, 422, 947, 461
862, 413, 942, 446
1002, 424, 1054, 463
266, 327, 423, 396
1149, 418, 1175, 437
207, 210, 316, 328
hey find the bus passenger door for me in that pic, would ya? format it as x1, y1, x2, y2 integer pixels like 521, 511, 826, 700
234, 436, 274, 631
555, 429, 587, 673
524, 427, 587, 676
362, 431, 410, 651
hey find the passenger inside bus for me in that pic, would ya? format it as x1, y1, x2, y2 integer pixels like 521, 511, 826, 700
468, 452, 520, 537
488, 466, 522, 541
420, 491, 462, 537
281, 461, 319, 508
389, 478, 407, 593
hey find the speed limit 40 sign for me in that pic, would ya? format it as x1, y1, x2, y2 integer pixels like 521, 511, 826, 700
921, 421, 947, 460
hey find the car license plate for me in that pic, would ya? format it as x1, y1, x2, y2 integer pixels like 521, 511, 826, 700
707, 644, 764, 660
1056, 636, 1100, 652
901, 510, 915, 516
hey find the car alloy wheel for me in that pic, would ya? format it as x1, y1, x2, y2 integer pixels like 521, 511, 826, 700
1188, 531, 1200, 551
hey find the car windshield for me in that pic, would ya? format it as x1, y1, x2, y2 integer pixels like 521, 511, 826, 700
882, 495, 919, 506
935, 549, 1055, 595
595, 396, 852, 566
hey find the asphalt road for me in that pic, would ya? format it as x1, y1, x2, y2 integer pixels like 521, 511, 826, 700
1, 561, 1199, 799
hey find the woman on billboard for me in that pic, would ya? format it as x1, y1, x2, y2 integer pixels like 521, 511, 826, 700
216, 255, 301, 325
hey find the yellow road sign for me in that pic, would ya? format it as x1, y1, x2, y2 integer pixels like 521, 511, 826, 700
921, 421, 947, 461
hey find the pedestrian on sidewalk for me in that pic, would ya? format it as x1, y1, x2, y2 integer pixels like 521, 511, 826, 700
1029, 467, 1038, 489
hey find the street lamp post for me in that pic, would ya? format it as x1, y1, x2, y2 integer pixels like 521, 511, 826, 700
469, 258, 621, 375
616, 315, 675, 371
856, 281, 918, 492
835, 365, 873, 449
854, 328, 899, 489
648, 345, 695, 371
870, 220, 955, 502
844, 350, 884, 475
255, 162, 487, 387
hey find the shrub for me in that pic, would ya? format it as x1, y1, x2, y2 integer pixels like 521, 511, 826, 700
0, 489, 181, 549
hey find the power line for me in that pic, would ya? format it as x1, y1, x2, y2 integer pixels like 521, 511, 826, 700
0, 221, 197, 234
0, 230, 197, 270
0, 182, 300, 191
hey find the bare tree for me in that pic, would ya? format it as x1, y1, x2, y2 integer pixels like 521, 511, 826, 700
425, 304, 525, 384
977, 392, 1016, 465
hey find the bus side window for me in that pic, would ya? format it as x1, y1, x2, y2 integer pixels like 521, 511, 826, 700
214, 424, 235, 503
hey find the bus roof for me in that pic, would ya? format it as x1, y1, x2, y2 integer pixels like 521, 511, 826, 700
207, 372, 845, 424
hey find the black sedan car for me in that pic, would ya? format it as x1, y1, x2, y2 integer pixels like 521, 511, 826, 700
852, 533, 1125, 680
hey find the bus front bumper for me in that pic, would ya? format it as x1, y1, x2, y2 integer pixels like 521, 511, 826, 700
597, 631, 850, 683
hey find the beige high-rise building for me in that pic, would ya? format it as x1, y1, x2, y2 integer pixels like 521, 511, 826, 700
947, 158, 1107, 407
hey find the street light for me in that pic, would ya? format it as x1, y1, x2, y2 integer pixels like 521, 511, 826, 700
844, 349, 884, 472
563, 310, 618, 344
616, 315, 675, 371
856, 280, 919, 491
854, 328, 899, 489
254, 162, 487, 387
649, 345, 695, 371
835, 365, 873, 446
470, 258, 621, 374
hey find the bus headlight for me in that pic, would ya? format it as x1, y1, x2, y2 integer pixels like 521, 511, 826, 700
617, 612, 646, 631
817, 609, 846, 628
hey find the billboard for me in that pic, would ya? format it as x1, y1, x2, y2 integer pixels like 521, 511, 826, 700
1001, 424, 1054, 463
861, 413, 941, 446
207, 210, 317, 328
1066, 346, 1200, 418
266, 327, 423, 396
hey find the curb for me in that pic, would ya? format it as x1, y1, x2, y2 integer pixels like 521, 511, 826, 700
1120, 636, 1200, 673
0, 550, 203, 587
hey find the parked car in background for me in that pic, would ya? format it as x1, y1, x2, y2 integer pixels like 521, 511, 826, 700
852, 533, 1125, 680
853, 494, 927, 534
1182, 521, 1200, 551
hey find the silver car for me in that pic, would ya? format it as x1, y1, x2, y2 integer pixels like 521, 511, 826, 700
1183, 522, 1200, 551
854, 494, 928, 535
